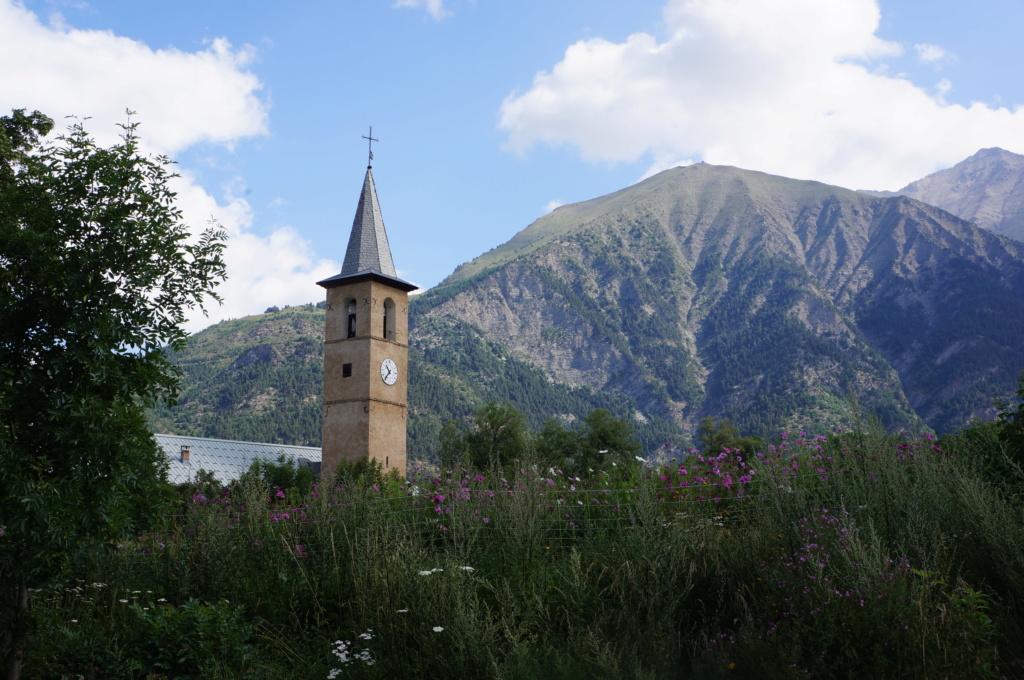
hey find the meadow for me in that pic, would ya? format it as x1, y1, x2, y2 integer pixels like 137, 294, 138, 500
17, 427, 1024, 679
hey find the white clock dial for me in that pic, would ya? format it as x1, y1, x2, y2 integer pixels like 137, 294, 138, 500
380, 358, 398, 385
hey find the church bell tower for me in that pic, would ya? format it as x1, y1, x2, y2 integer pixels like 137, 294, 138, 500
318, 138, 417, 477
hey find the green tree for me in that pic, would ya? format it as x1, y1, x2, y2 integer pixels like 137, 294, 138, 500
697, 417, 739, 454
996, 371, 1024, 457
237, 454, 314, 497
536, 409, 642, 475
535, 418, 579, 467
0, 110, 226, 678
440, 402, 531, 470
577, 408, 642, 470
696, 417, 763, 456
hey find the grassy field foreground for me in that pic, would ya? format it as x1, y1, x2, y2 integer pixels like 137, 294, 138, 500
17, 429, 1024, 679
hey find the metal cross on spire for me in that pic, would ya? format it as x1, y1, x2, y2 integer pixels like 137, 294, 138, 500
362, 127, 379, 168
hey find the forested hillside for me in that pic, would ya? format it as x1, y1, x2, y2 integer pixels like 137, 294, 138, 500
149, 305, 324, 446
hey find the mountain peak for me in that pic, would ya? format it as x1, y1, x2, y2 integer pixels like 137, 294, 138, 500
895, 147, 1024, 242
968, 146, 1018, 161
443, 163, 861, 284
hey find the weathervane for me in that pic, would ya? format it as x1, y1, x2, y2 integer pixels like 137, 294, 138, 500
362, 127, 379, 168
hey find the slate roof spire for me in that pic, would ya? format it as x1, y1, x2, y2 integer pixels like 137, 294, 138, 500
340, 167, 398, 278
316, 152, 417, 292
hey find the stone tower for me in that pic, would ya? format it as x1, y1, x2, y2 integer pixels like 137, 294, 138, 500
317, 163, 417, 478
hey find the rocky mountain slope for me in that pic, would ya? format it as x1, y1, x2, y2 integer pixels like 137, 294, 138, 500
155, 161, 1024, 456
417, 162, 1024, 437
866, 148, 1024, 242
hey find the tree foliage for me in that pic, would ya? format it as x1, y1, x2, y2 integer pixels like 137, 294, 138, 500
237, 454, 315, 497
0, 110, 226, 674
697, 416, 763, 455
937, 370, 1024, 500
441, 402, 641, 475
996, 371, 1024, 460
440, 401, 531, 469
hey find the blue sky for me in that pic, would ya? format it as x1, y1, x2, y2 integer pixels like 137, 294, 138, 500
3, 0, 1024, 332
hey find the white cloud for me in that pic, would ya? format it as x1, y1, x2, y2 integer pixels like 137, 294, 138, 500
915, 42, 952, 65
170, 173, 339, 334
393, 0, 450, 21
0, 1, 267, 155
0, 0, 334, 334
543, 199, 565, 213
500, 0, 1024, 190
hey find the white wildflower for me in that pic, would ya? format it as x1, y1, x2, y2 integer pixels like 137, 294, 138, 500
459, 566, 475, 571
432, 626, 444, 633
332, 640, 351, 664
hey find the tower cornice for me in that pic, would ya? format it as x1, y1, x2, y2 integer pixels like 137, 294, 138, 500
316, 269, 418, 292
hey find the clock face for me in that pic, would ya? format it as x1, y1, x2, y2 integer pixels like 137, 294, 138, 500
380, 358, 398, 385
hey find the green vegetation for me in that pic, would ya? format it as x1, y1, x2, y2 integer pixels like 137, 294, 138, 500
440, 401, 531, 469
696, 417, 763, 455
11, 421, 1024, 678
441, 403, 642, 474
695, 250, 919, 435
148, 304, 325, 446
0, 111, 226, 678
237, 454, 315, 498
857, 252, 1024, 433
407, 314, 689, 459
939, 372, 1024, 500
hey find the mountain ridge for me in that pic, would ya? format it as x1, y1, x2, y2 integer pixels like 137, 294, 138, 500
862, 147, 1024, 242
419, 162, 1024, 436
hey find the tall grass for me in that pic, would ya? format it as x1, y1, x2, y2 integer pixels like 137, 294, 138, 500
16, 430, 1024, 679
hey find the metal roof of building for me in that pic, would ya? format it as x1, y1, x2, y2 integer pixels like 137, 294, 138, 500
155, 433, 321, 485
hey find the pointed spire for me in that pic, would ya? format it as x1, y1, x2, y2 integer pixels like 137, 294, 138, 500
340, 167, 398, 278
317, 161, 417, 292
